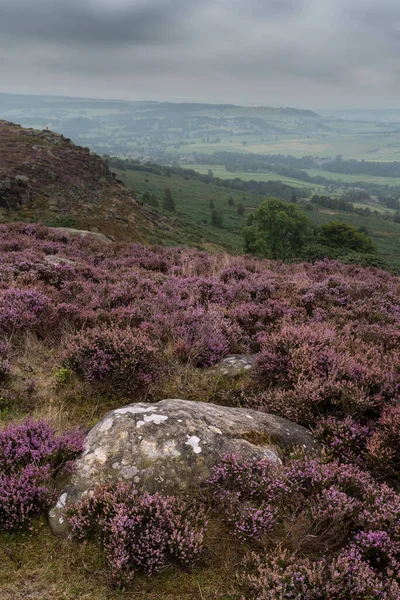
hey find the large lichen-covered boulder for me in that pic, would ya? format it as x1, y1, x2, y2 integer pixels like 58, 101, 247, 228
49, 399, 318, 535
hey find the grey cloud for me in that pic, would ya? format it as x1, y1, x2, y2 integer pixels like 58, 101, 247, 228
0, 0, 399, 107
0, 0, 194, 45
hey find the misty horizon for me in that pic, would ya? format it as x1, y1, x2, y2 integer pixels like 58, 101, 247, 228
1, 90, 400, 115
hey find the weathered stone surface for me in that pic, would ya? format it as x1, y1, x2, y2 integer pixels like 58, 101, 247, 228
50, 227, 111, 243
49, 398, 319, 535
212, 354, 256, 376
0, 175, 32, 209
44, 255, 76, 266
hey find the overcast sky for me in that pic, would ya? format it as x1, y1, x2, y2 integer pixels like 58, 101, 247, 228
0, 0, 399, 108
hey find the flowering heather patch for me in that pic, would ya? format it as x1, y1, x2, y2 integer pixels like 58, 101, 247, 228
0, 223, 400, 590
0, 224, 398, 469
0, 419, 83, 531
210, 455, 400, 598
67, 482, 207, 587
63, 325, 162, 395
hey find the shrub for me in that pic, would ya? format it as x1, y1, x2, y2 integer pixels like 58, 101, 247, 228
67, 482, 208, 586
63, 325, 162, 395
54, 367, 73, 386
0, 419, 83, 531
0, 288, 51, 333
210, 455, 400, 599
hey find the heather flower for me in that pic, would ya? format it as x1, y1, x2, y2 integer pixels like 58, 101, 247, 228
0, 419, 83, 530
63, 325, 163, 395
67, 482, 207, 586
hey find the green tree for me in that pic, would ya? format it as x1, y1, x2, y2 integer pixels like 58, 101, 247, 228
237, 203, 245, 216
317, 221, 377, 254
142, 191, 151, 204
228, 196, 235, 206
243, 197, 311, 260
209, 199, 215, 209
148, 194, 159, 208
211, 209, 224, 228
163, 188, 176, 212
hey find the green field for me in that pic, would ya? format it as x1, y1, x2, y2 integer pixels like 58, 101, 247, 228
183, 164, 324, 192
305, 168, 400, 186
115, 167, 400, 270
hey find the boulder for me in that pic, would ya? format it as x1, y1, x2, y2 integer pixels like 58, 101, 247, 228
50, 227, 111, 243
44, 255, 76, 266
49, 399, 319, 536
212, 354, 256, 376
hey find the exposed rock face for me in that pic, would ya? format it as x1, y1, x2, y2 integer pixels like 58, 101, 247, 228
49, 398, 319, 536
0, 175, 31, 209
212, 354, 256, 376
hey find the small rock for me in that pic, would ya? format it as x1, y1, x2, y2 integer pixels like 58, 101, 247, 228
212, 354, 256, 376
44, 255, 75, 266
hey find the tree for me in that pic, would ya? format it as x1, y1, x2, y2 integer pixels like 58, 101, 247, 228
209, 199, 215, 209
237, 203, 245, 216
142, 191, 151, 204
163, 188, 176, 212
211, 209, 224, 228
148, 194, 159, 208
243, 197, 311, 260
228, 196, 235, 206
291, 193, 298, 204
317, 221, 377, 254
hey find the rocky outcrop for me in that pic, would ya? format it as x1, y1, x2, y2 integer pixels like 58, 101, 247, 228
49, 398, 319, 536
0, 120, 161, 243
0, 175, 31, 209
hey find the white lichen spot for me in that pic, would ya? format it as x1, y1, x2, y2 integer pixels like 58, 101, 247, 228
177, 419, 183, 422
56, 492, 68, 510
112, 462, 120, 470
136, 420, 145, 428
133, 476, 140, 483
246, 415, 254, 419
185, 436, 202, 454
144, 414, 168, 425
208, 426, 222, 435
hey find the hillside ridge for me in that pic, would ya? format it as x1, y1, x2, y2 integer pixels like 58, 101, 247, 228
0, 120, 168, 241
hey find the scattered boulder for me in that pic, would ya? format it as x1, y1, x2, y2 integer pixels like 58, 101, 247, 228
212, 354, 256, 376
44, 255, 76, 266
49, 398, 319, 536
50, 227, 111, 243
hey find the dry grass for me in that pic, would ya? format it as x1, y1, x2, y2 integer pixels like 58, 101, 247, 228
0, 518, 241, 599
